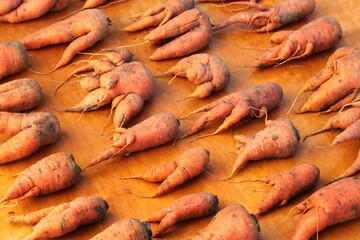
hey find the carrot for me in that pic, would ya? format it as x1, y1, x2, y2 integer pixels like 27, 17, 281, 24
0, 0, 71, 23
226, 119, 300, 179
321, 90, 358, 113
0, 78, 42, 112
90, 217, 152, 240
145, 8, 213, 61
121, 147, 209, 197
0, 41, 29, 80
19, 9, 110, 72
192, 204, 260, 240
213, 0, 315, 33
80, 76, 101, 92
7, 196, 108, 240
323, 118, 360, 148
7, 206, 56, 224
85, 112, 180, 170
253, 17, 342, 68
0, 111, 60, 164
123, 0, 195, 32
303, 107, 360, 140
180, 82, 283, 139
0, 0, 22, 15
1, 152, 81, 204
144, 192, 218, 237
290, 177, 360, 240
112, 93, 144, 128
298, 47, 360, 113
160, 53, 230, 100
327, 148, 360, 184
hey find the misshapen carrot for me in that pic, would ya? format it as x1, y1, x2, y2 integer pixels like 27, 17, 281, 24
7, 196, 108, 240
0, 111, 60, 164
213, 0, 315, 33
90, 217, 152, 240
1, 152, 81, 204
120, 147, 209, 197
180, 82, 283, 139
19, 9, 110, 71
85, 112, 180, 170
0, 78, 42, 112
144, 192, 218, 237
254, 17, 342, 68
0, 41, 29, 80
228, 119, 300, 179
192, 204, 260, 240
124, 0, 195, 32
145, 8, 212, 61
324, 118, 360, 147
290, 177, 360, 240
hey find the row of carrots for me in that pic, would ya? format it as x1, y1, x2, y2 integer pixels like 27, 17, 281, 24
0, 0, 360, 239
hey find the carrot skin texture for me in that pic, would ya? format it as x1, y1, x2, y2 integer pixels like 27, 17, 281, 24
0, 111, 60, 164
124, 0, 195, 32
232, 119, 300, 177
329, 118, 360, 147
19, 196, 108, 240
144, 192, 218, 237
290, 177, 360, 240
83, 0, 108, 9
90, 217, 152, 240
146, 8, 212, 61
0, 41, 29, 80
113, 93, 144, 128
192, 204, 260, 240
1, 152, 81, 203
19, 9, 110, 70
0, 78, 42, 112
6, 206, 56, 224
0, 0, 22, 15
87, 112, 180, 169
213, 0, 315, 33
254, 17, 342, 68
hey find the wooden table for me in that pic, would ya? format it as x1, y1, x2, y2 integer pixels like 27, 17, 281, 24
1, 0, 359, 239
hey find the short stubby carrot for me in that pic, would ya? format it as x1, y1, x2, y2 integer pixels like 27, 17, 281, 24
228, 119, 300, 179
144, 192, 219, 237
145, 8, 212, 61
7, 196, 108, 240
0, 0, 71, 23
213, 0, 315, 33
180, 82, 283, 139
19, 9, 111, 71
290, 177, 360, 240
0, 41, 29, 80
90, 217, 152, 240
85, 112, 180, 170
253, 17, 342, 68
192, 204, 260, 240
120, 147, 210, 197
162, 53, 230, 100
0, 111, 61, 164
1, 152, 81, 204
0, 78, 42, 112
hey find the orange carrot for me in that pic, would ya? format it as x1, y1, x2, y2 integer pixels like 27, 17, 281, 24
253, 17, 342, 68
324, 118, 360, 148
79, 76, 101, 92
145, 8, 212, 61
90, 217, 152, 240
304, 107, 360, 140
1, 152, 81, 204
180, 82, 283, 139
121, 147, 209, 197
0, 78, 42, 112
299, 47, 360, 113
227, 119, 300, 179
7, 206, 56, 224
85, 112, 180, 170
192, 204, 260, 240
123, 0, 195, 32
0, 41, 29, 80
19, 9, 110, 72
144, 192, 218, 237
0, 0, 22, 15
0, 111, 60, 164
161, 53, 230, 100
327, 148, 360, 184
213, 0, 315, 33
112, 93, 144, 128
290, 177, 360, 240
8, 196, 108, 240
0, 0, 71, 23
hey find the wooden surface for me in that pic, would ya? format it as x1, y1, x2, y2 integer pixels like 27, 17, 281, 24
1, 0, 360, 239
